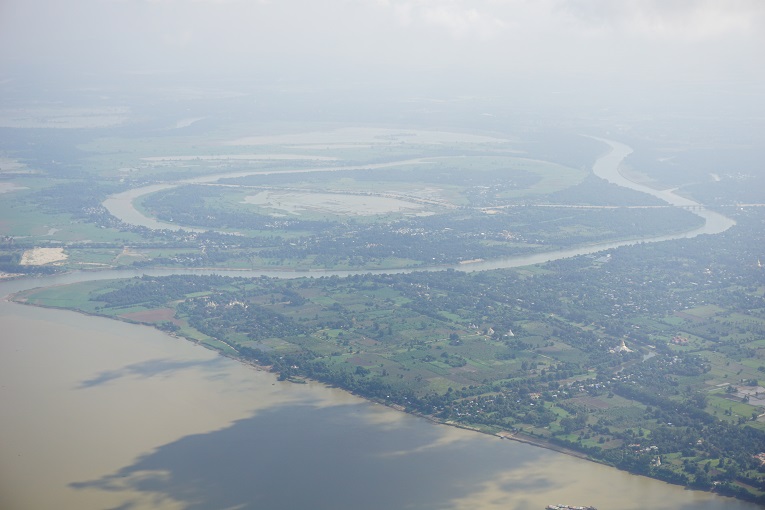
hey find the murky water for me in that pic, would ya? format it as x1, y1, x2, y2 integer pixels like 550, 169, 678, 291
590, 137, 735, 237
1, 137, 750, 509
103, 158, 432, 232
0, 290, 758, 510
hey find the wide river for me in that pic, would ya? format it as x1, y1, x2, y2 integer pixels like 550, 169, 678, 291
103, 139, 734, 273
0, 140, 751, 510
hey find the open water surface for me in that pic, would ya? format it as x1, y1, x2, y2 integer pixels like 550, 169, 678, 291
0, 277, 758, 510
104, 138, 735, 273
0, 139, 751, 509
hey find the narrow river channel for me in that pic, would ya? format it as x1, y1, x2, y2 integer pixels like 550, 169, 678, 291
0, 139, 750, 510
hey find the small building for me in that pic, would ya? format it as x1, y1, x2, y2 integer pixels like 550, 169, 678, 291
610, 339, 633, 354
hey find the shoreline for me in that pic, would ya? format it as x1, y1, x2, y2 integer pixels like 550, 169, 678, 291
0, 137, 748, 504
11, 294, 600, 466
0, 210, 716, 282
7, 271, 755, 505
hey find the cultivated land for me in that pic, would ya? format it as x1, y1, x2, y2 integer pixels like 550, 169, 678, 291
15, 206, 765, 503
3, 110, 765, 503
0, 123, 704, 273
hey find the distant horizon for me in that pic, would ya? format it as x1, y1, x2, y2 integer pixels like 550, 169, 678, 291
2, 0, 764, 130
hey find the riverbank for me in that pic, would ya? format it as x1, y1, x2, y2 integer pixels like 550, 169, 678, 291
494, 430, 593, 461
1, 136, 754, 507
8, 292, 609, 474
5, 262, 763, 509
11, 290, 589, 450
8, 291, 744, 504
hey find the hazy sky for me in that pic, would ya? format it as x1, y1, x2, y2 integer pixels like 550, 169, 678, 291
1, 1, 764, 115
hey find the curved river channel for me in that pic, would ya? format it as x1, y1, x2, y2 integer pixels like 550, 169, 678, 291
0, 140, 751, 510
103, 138, 734, 273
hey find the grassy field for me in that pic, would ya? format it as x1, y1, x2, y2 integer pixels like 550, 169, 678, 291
0, 123, 705, 278
14, 219, 765, 501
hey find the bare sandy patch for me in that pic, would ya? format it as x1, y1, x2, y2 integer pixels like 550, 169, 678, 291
458, 258, 485, 265
19, 247, 68, 266
0, 182, 27, 194
114, 246, 148, 262
174, 117, 205, 129
0, 157, 36, 174
0, 107, 129, 129
141, 154, 337, 162
291, 144, 374, 150
226, 127, 510, 146
244, 190, 425, 216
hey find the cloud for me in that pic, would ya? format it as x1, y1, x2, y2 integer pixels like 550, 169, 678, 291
556, 0, 765, 40
1, 0, 762, 105
367, 0, 765, 45
422, 3, 507, 40
372, 0, 510, 40
77, 358, 227, 389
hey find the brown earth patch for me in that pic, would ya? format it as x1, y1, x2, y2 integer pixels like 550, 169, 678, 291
569, 396, 612, 410
348, 356, 376, 366
357, 336, 380, 347
120, 308, 181, 326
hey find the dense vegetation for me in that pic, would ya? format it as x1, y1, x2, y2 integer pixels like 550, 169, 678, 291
0, 128, 705, 274
135, 178, 700, 267
19, 208, 765, 503
4, 118, 764, 503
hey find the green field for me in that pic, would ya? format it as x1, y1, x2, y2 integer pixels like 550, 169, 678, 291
0, 125, 704, 275
14, 210, 765, 501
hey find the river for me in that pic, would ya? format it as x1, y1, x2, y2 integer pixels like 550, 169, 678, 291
103, 158, 433, 232
103, 138, 735, 273
589, 137, 735, 238
0, 277, 758, 510
0, 139, 752, 509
